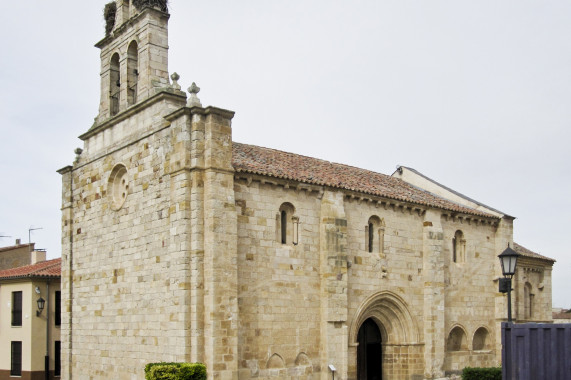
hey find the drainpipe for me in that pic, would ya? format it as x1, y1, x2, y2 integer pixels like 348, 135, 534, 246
45, 281, 50, 380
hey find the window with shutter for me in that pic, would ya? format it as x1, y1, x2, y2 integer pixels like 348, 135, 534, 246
12, 291, 22, 327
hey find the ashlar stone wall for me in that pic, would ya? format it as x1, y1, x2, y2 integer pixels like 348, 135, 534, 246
232, 176, 509, 380
440, 217, 505, 374
234, 179, 322, 379
60, 94, 193, 380
514, 257, 553, 323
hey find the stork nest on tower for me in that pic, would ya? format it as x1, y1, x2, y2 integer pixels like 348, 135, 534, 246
104, 2, 117, 36
132, 0, 169, 12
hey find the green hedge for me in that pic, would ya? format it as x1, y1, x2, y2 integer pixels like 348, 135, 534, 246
462, 367, 502, 380
144, 363, 207, 380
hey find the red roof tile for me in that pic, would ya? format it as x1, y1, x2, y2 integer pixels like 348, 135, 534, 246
513, 243, 555, 263
0, 258, 61, 280
232, 143, 496, 218
553, 309, 571, 319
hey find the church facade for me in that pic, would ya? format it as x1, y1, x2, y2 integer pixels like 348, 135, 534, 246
58, 2, 554, 379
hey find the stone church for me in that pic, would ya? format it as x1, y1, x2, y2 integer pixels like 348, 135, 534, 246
57, 1, 554, 379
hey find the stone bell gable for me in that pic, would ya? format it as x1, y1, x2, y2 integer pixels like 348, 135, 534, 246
58, 3, 553, 380
96, 0, 174, 123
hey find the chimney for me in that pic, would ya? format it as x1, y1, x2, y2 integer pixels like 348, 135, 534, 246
31, 250, 46, 265
15, 238, 21, 245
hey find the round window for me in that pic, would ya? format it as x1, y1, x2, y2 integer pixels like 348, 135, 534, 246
108, 164, 129, 210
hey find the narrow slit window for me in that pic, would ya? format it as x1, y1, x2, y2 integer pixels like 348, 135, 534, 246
281, 210, 287, 244
368, 223, 374, 253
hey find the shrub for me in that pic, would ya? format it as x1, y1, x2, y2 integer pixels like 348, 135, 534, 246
103, 2, 117, 36
462, 367, 502, 380
145, 362, 206, 380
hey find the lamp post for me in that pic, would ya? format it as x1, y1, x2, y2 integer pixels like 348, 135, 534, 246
498, 244, 520, 323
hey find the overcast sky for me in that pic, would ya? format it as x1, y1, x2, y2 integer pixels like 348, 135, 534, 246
0, 0, 569, 307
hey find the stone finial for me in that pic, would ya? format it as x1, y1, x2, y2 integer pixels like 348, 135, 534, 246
171, 72, 181, 90
74, 148, 84, 164
187, 82, 202, 108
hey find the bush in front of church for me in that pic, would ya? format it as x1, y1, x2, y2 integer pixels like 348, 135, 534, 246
461, 367, 501, 380
145, 362, 207, 380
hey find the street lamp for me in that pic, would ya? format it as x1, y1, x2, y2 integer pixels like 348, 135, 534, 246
498, 244, 520, 323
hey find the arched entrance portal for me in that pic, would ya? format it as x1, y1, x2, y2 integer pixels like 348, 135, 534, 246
357, 318, 382, 380
350, 291, 422, 379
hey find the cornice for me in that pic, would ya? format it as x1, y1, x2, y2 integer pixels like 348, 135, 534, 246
95, 7, 170, 49
164, 106, 236, 122
79, 90, 186, 141
234, 173, 325, 198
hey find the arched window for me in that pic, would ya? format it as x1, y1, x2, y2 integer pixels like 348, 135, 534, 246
127, 41, 138, 106
447, 326, 468, 351
277, 203, 297, 245
524, 282, 533, 319
452, 230, 466, 263
472, 327, 490, 351
109, 53, 121, 116
365, 216, 384, 254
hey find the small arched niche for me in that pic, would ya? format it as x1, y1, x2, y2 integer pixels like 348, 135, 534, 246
447, 326, 468, 351
472, 327, 490, 351
267, 353, 285, 369
524, 282, 533, 319
295, 352, 311, 367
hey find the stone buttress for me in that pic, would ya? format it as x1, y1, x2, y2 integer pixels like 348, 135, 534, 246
422, 210, 446, 379
319, 190, 349, 379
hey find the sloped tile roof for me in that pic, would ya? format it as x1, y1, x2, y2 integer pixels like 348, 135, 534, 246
553, 309, 571, 319
232, 142, 496, 218
513, 242, 555, 263
0, 258, 61, 280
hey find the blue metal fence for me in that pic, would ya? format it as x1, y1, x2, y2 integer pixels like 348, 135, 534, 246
502, 322, 571, 380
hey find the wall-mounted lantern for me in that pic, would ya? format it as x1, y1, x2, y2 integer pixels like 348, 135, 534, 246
36, 297, 45, 317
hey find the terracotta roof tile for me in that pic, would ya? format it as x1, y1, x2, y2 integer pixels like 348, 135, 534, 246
232, 143, 496, 218
513, 242, 555, 263
553, 309, 571, 319
0, 258, 61, 280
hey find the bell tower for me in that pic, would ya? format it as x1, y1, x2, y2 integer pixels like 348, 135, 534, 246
96, 0, 171, 122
